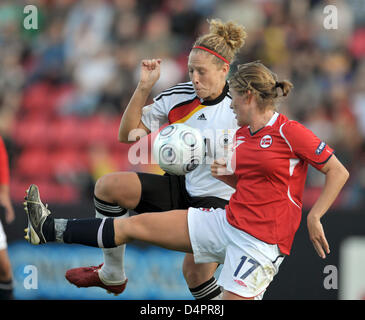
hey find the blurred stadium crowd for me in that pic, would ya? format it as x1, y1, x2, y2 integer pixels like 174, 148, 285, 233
0, 0, 364, 208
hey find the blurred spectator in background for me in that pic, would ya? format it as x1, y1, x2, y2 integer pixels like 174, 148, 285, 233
0, 136, 15, 299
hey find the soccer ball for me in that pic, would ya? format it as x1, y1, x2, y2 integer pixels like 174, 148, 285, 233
153, 123, 205, 175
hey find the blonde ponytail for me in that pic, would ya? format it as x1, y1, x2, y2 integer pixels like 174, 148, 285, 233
193, 19, 247, 64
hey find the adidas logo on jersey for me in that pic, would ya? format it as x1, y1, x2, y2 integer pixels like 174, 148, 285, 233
197, 113, 207, 120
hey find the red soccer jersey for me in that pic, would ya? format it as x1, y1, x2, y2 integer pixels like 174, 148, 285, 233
226, 113, 334, 255
0, 137, 10, 185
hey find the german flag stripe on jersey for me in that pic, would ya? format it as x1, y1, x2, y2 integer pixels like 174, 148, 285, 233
168, 97, 205, 124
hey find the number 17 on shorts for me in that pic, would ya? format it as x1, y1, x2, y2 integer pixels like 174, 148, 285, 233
233, 256, 260, 287
221, 254, 277, 299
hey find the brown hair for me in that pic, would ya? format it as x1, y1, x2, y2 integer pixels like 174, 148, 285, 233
192, 19, 247, 65
229, 61, 293, 109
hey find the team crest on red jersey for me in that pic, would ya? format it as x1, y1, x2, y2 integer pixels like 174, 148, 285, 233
260, 135, 273, 148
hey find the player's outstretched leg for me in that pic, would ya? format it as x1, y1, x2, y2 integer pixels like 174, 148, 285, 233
24, 185, 120, 251
65, 195, 129, 295
24, 184, 128, 295
63, 172, 140, 295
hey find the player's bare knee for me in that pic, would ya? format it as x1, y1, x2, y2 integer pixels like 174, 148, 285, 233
95, 172, 140, 208
95, 174, 113, 200
94, 173, 127, 204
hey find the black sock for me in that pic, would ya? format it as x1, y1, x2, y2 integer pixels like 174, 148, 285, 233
189, 277, 222, 300
63, 218, 116, 248
0, 279, 14, 300
42, 216, 55, 242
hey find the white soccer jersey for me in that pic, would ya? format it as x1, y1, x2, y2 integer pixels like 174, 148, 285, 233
141, 81, 238, 200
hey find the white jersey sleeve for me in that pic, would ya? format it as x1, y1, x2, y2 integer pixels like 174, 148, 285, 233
140, 82, 196, 131
141, 100, 168, 132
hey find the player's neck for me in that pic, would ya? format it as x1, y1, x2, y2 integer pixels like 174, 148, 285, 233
204, 81, 227, 101
249, 109, 275, 133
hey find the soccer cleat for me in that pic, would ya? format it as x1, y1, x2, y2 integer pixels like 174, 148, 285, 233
24, 184, 51, 245
65, 264, 128, 295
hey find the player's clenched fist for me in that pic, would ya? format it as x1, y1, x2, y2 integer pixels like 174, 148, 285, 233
138, 59, 162, 90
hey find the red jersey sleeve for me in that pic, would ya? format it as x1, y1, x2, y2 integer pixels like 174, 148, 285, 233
280, 120, 334, 170
0, 137, 10, 185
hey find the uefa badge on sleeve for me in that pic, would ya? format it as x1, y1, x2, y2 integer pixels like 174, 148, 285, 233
315, 141, 326, 155
260, 135, 273, 149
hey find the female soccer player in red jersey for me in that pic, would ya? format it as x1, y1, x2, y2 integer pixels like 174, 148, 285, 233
0, 136, 15, 299
24, 61, 349, 300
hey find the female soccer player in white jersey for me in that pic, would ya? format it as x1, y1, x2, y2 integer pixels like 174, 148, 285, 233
56, 19, 247, 300
24, 61, 349, 299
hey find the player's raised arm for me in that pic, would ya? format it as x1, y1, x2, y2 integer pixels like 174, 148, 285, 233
118, 59, 162, 143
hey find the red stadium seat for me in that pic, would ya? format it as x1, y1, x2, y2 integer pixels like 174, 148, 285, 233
22, 82, 75, 117
103, 117, 123, 147
14, 149, 53, 180
22, 82, 55, 116
49, 116, 84, 148
12, 117, 50, 148
82, 115, 109, 146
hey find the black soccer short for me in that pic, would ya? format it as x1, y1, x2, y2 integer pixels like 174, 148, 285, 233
134, 172, 229, 214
